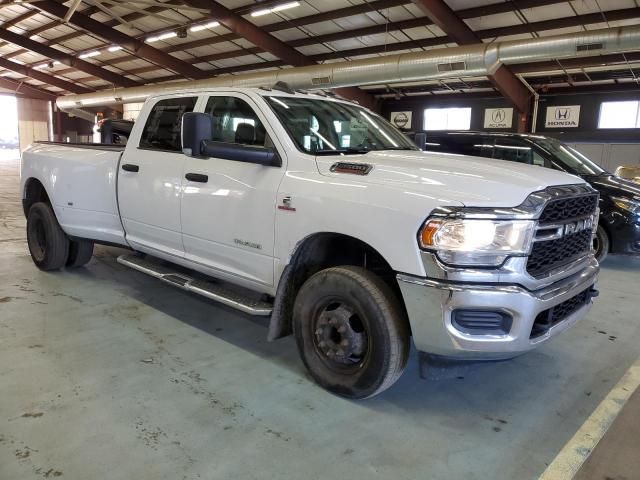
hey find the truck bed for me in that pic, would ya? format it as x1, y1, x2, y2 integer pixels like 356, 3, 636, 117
22, 141, 126, 245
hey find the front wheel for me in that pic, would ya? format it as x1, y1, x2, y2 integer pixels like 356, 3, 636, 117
293, 266, 410, 399
593, 225, 609, 263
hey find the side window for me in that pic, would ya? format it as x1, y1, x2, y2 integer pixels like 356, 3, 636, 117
204, 96, 268, 147
493, 138, 533, 164
139, 97, 197, 152
442, 136, 493, 158
532, 151, 546, 167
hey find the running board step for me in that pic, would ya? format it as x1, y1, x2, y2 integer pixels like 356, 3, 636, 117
117, 254, 273, 316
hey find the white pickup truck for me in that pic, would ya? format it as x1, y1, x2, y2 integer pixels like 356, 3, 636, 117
21, 87, 600, 398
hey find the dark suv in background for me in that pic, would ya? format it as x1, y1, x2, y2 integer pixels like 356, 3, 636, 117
414, 131, 640, 262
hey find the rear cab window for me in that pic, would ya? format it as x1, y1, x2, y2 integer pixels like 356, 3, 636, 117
139, 96, 197, 152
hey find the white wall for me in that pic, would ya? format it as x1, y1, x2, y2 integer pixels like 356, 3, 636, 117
123, 103, 144, 121
569, 143, 640, 172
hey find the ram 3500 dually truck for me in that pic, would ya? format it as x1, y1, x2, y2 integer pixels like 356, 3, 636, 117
21, 88, 600, 399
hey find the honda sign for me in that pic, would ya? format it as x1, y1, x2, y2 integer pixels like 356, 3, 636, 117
545, 105, 581, 128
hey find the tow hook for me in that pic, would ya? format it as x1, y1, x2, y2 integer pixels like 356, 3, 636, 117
588, 287, 600, 299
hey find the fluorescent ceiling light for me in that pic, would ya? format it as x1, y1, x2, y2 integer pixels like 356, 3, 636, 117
146, 31, 177, 43
189, 21, 220, 32
107, 45, 123, 52
79, 51, 101, 59
272, 1, 300, 12
251, 1, 299, 17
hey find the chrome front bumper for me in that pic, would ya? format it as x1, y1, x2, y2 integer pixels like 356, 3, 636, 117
397, 257, 599, 360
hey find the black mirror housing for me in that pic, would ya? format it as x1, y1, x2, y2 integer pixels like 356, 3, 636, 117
201, 140, 281, 167
414, 132, 427, 151
182, 112, 212, 157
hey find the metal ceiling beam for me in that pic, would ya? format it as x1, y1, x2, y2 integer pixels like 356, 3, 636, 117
63, 0, 82, 22
10, 0, 565, 73
30, 0, 208, 80
181, 0, 377, 109
411, 0, 531, 118
62, 6, 640, 88
0, 27, 139, 87
0, 77, 57, 101
0, 9, 39, 50
0, 57, 93, 94
12, 0, 409, 64
56, 0, 583, 82
510, 52, 640, 74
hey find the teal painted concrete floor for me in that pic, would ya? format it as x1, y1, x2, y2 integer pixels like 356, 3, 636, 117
1, 155, 639, 480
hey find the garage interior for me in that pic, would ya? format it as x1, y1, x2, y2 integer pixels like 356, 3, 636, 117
1, 0, 640, 479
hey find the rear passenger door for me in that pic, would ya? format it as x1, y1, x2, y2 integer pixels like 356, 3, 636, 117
118, 95, 197, 258
180, 94, 286, 288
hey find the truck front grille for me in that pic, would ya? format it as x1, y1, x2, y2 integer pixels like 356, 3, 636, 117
530, 288, 592, 338
538, 194, 599, 224
526, 193, 598, 278
527, 229, 593, 278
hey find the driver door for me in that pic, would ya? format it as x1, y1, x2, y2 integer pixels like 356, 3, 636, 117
180, 94, 286, 288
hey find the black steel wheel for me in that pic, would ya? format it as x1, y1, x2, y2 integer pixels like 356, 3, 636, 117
67, 239, 94, 268
293, 266, 409, 399
27, 202, 69, 271
593, 224, 609, 263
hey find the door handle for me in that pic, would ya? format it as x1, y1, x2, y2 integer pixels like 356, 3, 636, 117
121, 163, 139, 172
185, 173, 208, 183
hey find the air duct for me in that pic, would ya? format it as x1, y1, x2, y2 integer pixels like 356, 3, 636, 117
57, 25, 640, 110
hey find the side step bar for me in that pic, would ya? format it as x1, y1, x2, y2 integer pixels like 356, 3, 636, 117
117, 254, 273, 316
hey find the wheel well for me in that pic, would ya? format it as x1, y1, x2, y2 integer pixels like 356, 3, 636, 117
268, 233, 407, 341
23, 178, 50, 217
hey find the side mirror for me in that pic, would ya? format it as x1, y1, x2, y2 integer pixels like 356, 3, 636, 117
182, 112, 212, 157
201, 141, 281, 167
414, 132, 427, 151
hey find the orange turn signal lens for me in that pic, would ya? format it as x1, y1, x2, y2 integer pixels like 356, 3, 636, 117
419, 219, 443, 248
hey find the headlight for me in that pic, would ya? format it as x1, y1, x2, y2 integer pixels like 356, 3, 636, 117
419, 218, 535, 267
611, 196, 640, 214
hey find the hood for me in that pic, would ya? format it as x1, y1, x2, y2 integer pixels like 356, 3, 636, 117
316, 150, 586, 207
585, 174, 640, 199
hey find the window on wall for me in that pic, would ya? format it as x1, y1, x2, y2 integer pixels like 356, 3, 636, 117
423, 107, 471, 131
598, 101, 640, 129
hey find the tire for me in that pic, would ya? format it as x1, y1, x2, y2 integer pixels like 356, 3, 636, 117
593, 224, 609, 263
26, 202, 69, 271
293, 266, 410, 399
67, 239, 94, 268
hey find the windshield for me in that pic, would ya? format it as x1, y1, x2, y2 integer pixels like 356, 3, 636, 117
265, 96, 417, 155
532, 137, 606, 176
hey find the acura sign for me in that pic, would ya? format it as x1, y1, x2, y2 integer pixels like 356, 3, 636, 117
545, 105, 580, 128
484, 108, 513, 128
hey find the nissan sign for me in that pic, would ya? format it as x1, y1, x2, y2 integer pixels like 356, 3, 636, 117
545, 105, 580, 128
390, 111, 412, 129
